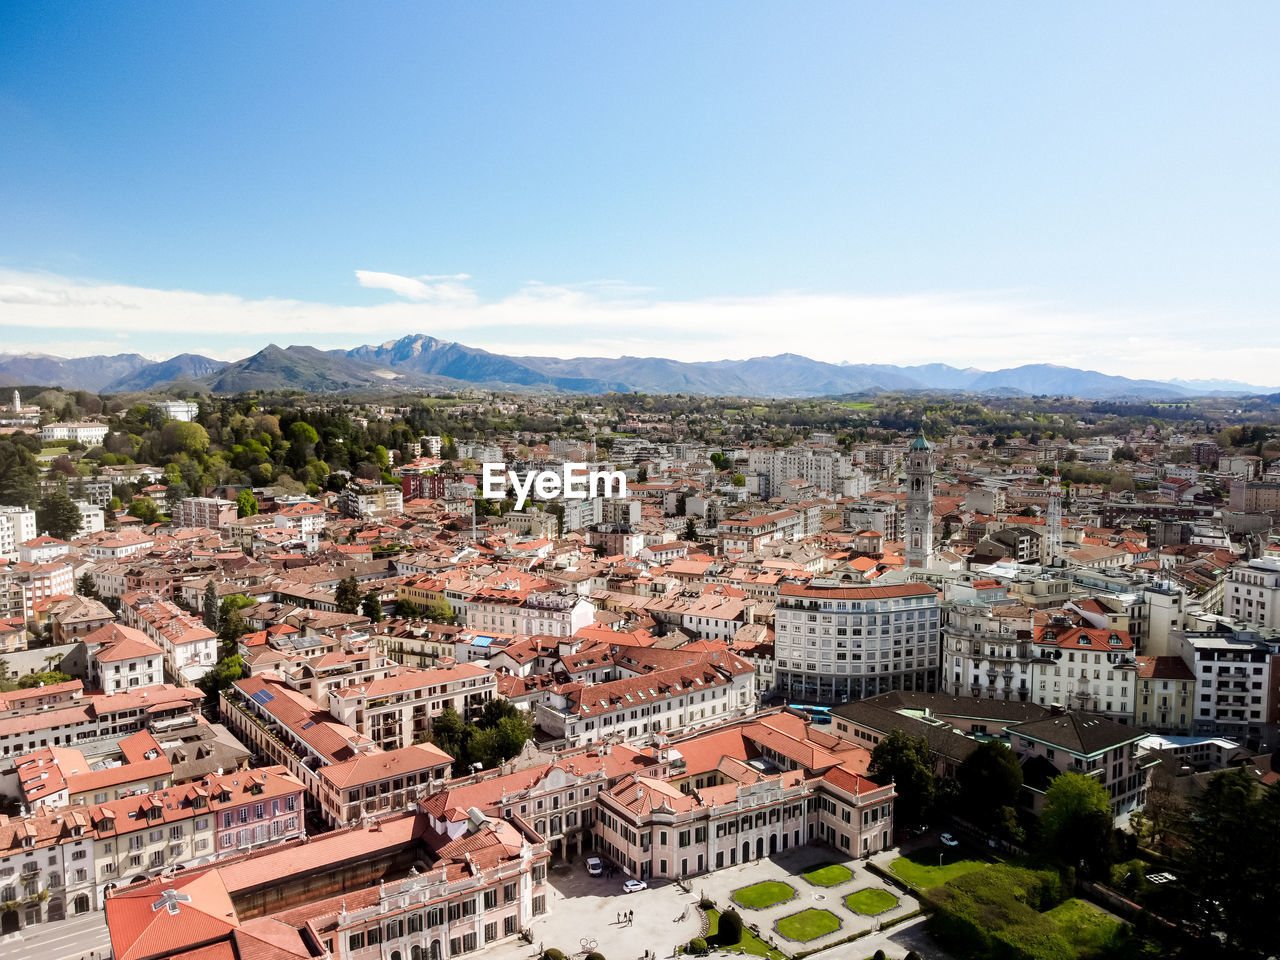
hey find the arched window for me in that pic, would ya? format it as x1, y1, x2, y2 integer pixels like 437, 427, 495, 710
391, 952, 402, 960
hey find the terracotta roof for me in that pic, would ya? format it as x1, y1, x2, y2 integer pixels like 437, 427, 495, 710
106, 870, 240, 960
318, 743, 453, 790
778, 581, 937, 600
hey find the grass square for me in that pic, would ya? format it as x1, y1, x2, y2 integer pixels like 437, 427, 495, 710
843, 887, 898, 916
888, 846, 987, 890
773, 908, 842, 942
730, 880, 797, 910
800, 863, 853, 887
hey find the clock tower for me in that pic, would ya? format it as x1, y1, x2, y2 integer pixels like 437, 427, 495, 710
905, 434, 934, 570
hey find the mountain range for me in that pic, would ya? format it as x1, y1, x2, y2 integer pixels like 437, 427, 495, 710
2, 335, 1276, 400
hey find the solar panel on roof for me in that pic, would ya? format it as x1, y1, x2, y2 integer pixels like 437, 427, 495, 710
250, 690, 276, 705
302, 720, 315, 729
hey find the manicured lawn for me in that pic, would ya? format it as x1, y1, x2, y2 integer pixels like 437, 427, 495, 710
843, 887, 898, 916
888, 847, 988, 890
801, 863, 854, 887
702, 909, 789, 960
731, 880, 797, 910
1046, 898, 1127, 955
773, 908, 842, 943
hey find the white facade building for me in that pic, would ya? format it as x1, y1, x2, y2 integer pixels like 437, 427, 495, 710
774, 580, 941, 703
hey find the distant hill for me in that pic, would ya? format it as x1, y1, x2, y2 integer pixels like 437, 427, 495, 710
105, 353, 229, 392
0, 335, 1266, 400
0, 352, 153, 392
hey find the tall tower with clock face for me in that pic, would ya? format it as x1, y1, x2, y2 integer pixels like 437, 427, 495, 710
905, 434, 934, 570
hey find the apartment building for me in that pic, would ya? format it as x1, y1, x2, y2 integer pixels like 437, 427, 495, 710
1032, 623, 1138, 724
325, 662, 497, 751
1135, 656, 1195, 734
1011, 711, 1149, 818
338, 482, 404, 519
0, 506, 37, 561
85, 622, 166, 691
174, 496, 238, 529
535, 651, 755, 748
0, 683, 204, 777
316, 743, 453, 827
0, 807, 97, 931
774, 580, 941, 704
91, 765, 304, 897
943, 601, 1039, 702
1225, 557, 1280, 629
1173, 626, 1280, 751
104, 810, 551, 960
121, 592, 218, 685
717, 508, 805, 553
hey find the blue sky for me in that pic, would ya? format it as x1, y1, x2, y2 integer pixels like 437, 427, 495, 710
1, 2, 1277, 382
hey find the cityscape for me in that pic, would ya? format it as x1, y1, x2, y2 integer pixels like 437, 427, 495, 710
2, 6, 1278, 960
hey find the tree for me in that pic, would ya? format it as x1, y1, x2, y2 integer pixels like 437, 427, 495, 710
1176, 768, 1278, 952
160, 420, 210, 457
429, 705, 466, 759
731, 473, 745, 487
196, 653, 244, 708
129, 497, 159, 524
393, 598, 421, 619
1039, 772, 1113, 876
684, 518, 698, 542
334, 575, 362, 615
202, 581, 220, 631
0, 434, 40, 506
636, 465, 648, 483
219, 611, 249, 643
36, 488, 82, 540
869, 730, 935, 827
361, 590, 384, 623
76, 572, 100, 599
236, 489, 259, 517
956, 740, 1022, 830
17, 670, 72, 688
423, 598, 455, 624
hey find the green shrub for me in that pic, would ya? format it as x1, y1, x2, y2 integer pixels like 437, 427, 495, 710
586, 953, 606, 960
717, 908, 744, 946
543, 950, 566, 960
699, 897, 714, 909
873, 951, 886, 960
924, 864, 1074, 960
687, 938, 707, 954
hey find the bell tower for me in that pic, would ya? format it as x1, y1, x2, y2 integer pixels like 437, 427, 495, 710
905, 434, 934, 569
1046, 464, 1063, 562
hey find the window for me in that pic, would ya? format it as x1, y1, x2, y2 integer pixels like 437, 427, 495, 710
484, 889, 497, 909
504, 881, 518, 903
485, 922, 498, 943
533, 895, 546, 916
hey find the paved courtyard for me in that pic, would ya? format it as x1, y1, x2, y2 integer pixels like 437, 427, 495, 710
482, 844, 946, 960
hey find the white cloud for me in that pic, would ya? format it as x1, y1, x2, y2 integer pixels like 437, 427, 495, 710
355, 270, 476, 304
0, 267, 1273, 384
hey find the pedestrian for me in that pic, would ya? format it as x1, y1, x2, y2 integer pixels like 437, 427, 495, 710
617, 911, 621, 923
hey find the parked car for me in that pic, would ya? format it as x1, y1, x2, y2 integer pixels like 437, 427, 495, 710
940, 833, 959, 847
586, 857, 603, 877
623, 879, 647, 893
